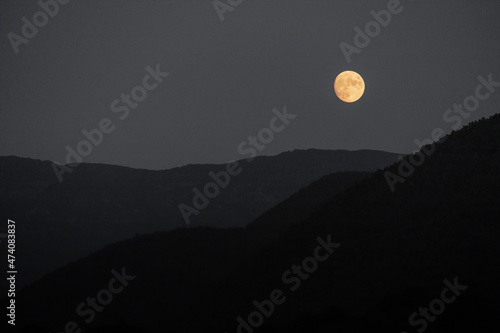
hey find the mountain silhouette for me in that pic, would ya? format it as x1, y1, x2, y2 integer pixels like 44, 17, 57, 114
0, 149, 397, 288
12, 113, 500, 332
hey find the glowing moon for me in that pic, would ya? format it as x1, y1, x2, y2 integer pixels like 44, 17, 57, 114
334, 71, 365, 103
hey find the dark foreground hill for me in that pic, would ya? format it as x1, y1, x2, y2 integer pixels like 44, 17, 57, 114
13, 113, 500, 333
0, 149, 396, 288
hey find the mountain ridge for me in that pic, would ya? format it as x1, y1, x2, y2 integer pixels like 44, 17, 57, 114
0, 148, 398, 287
13, 113, 500, 332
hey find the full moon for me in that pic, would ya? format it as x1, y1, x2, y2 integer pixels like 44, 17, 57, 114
334, 71, 365, 103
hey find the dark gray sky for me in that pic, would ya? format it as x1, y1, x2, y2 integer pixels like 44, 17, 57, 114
1, 0, 499, 169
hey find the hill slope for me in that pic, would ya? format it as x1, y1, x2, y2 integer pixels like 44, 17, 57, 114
0, 149, 397, 288
13, 113, 500, 332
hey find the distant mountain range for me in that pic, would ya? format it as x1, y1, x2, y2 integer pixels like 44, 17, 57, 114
12, 113, 500, 333
0, 149, 397, 287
